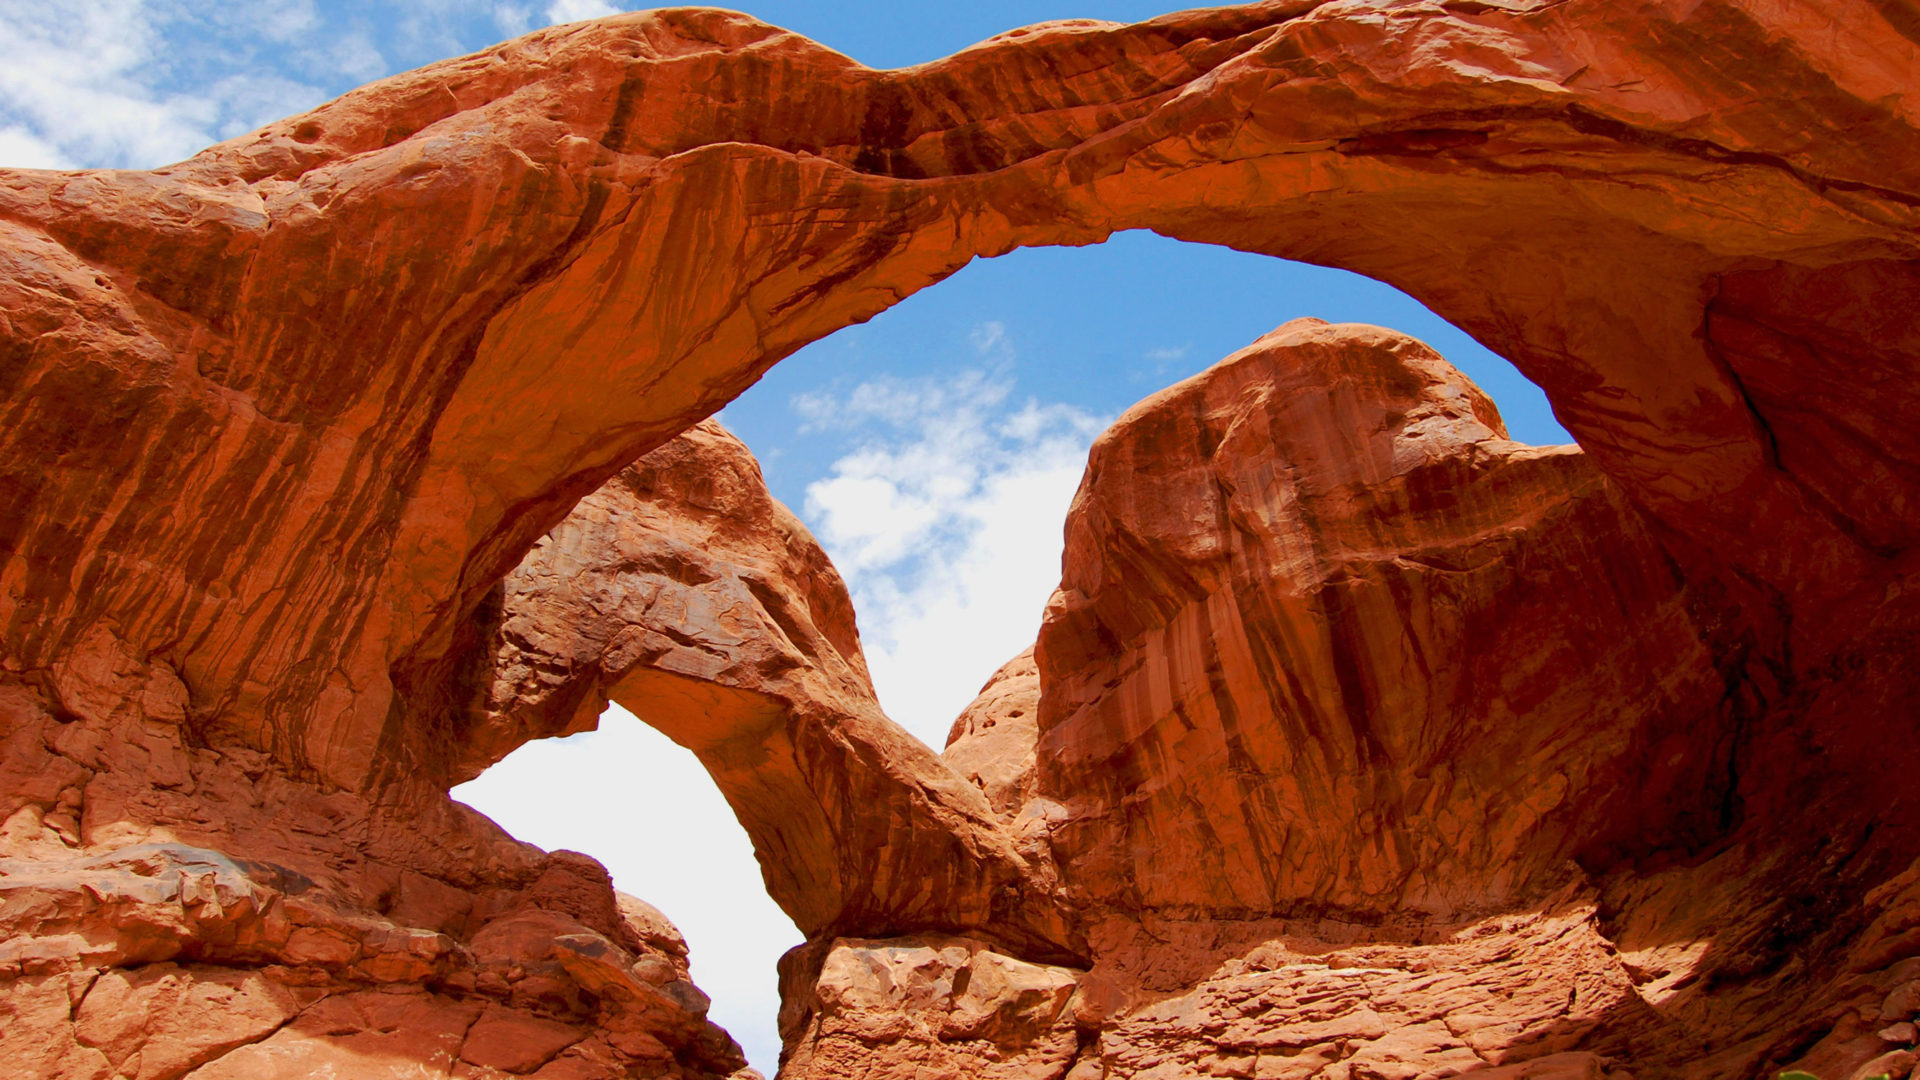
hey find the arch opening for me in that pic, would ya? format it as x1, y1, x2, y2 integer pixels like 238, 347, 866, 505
453, 706, 801, 1076
721, 229, 1572, 744
2, 3, 1915, 1078
449, 232, 1575, 1076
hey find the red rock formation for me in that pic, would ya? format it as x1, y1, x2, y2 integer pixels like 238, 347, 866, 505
0, 1, 1916, 1077
0, 832, 751, 1078
943, 648, 1042, 821
468, 420, 1078, 960
776, 934, 1089, 1080
1, 0, 1912, 798
0, 442, 788, 1077
776, 321, 1692, 1077
779, 321, 1920, 1080
1037, 319, 1724, 923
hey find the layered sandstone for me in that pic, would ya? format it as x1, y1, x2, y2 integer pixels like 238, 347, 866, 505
943, 649, 1042, 821
1035, 319, 1722, 925
0, 824, 750, 1078
775, 322, 1681, 1077
0, 2, 1916, 1078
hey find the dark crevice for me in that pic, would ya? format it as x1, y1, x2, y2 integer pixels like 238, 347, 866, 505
1334, 103, 1920, 210
1701, 273, 1910, 564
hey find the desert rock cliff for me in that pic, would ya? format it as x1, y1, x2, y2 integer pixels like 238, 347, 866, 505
0, 1, 1917, 1077
779, 320, 1898, 1079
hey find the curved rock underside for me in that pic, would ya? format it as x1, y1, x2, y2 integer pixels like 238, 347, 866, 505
466, 420, 1079, 961
0, 1, 1917, 1077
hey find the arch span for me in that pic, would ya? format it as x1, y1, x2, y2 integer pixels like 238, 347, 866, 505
0, 2, 1912, 793
2, 4, 1918, 1077
456, 420, 1083, 962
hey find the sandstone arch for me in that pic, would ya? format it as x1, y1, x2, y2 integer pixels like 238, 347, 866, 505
2, 2, 1918, 1077
1, 2, 1912, 794
460, 421, 1082, 962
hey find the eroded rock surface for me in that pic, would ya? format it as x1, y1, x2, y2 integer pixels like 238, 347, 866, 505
777, 935, 1088, 1080
1, 1, 1917, 1077
468, 421, 1079, 960
777, 323, 1920, 1080
0, 835, 751, 1078
943, 649, 1043, 821
0, 0, 1913, 798
0, 434, 808, 1078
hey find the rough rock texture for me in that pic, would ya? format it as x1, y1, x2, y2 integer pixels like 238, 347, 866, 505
1, 1, 1917, 1077
0, 836, 750, 1078
776, 935, 1088, 1080
1020, 321, 1719, 1077
1, 0, 1914, 798
0, 440, 780, 1077
943, 649, 1043, 821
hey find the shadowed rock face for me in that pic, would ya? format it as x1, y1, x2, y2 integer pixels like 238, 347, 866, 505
0, 1, 1917, 1077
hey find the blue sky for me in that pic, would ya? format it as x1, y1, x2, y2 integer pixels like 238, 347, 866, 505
1, 3, 1570, 1075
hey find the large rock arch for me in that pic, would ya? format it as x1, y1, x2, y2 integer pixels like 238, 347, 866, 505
2, 1, 1912, 791
1, 2, 1917, 1077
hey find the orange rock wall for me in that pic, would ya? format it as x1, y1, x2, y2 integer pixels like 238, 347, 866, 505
1036, 320, 1724, 923
1, 0, 1913, 795
0, 2, 1917, 1078
780, 322, 1920, 1079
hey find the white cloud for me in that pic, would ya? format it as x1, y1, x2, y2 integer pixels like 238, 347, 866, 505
544, 0, 620, 25
793, 368, 1009, 437
313, 30, 389, 84
970, 318, 1011, 359
0, 0, 330, 169
799, 328, 1104, 744
453, 706, 799, 1078
205, 70, 339, 140
0, 125, 70, 169
492, 3, 537, 36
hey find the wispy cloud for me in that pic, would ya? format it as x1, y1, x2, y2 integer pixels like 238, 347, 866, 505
491, 3, 538, 36
0, 0, 633, 173
970, 318, 1012, 360
797, 323, 1104, 744
545, 0, 621, 24
0, 0, 341, 169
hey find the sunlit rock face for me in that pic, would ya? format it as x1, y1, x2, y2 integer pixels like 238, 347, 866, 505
1036, 319, 1721, 925
0, 0, 1917, 1077
1019, 319, 1719, 1075
943, 648, 1043, 822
